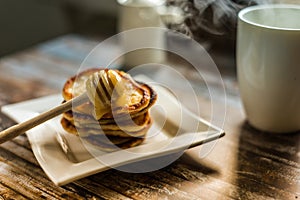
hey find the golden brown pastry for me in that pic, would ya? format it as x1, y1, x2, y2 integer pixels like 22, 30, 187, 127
60, 68, 157, 151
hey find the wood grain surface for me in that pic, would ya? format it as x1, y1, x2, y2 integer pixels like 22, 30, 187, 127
0, 34, 299, 200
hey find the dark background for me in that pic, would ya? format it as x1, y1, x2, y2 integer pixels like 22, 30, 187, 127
0, 0, 117, 56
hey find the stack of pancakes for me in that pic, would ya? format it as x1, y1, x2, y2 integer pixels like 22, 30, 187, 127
60, 68, 157, 151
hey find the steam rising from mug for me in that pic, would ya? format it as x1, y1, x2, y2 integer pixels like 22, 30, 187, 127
169, 0, 292, 36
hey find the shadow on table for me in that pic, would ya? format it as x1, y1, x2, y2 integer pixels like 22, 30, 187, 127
114, 151, 219, 176
235, 122, 300, 199
85, 151, 219, 199
87, 151, 220, 198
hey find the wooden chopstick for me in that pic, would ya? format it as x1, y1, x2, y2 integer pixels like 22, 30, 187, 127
0, 93, 88, 144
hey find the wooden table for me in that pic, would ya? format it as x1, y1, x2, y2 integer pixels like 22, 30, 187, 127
0, 34, 299, 200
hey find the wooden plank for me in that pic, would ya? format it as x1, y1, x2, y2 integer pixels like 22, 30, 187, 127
240, 125, 300, 164
148, 169, 231, 199
0, 57, 69, 90
32, 34, 121, 69
167, 155, 298, 200
0, 182, 27, 200
0, 144, 43, 175
89, 169, 201, 200
0, 141, 39, 166
0, 162, 82, 199
34, 34, 100, 65
0, 73, 57, 105
163, 161, 239, 199
0, 146, 85, 199
235, 146, 300, 197
73, 178, 133, 200
62, 183, 106, 200
0, 113, 16, 131
11, 135, 31, 150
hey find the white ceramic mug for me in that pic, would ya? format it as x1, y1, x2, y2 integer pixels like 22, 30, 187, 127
237, 4, 300, 133
117, 0, 183, 68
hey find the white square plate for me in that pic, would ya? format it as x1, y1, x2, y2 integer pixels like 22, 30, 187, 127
1, 76, 225, 186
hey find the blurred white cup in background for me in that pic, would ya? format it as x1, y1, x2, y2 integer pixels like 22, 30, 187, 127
117, 0, 183, 68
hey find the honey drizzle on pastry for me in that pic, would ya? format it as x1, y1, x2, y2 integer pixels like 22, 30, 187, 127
86, 69, 143, 120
